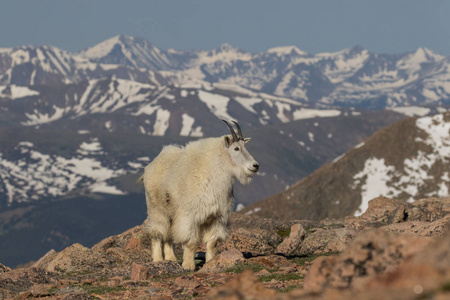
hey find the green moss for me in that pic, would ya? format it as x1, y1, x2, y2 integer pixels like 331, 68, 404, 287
259, 273, 304, 282
47, 287, 58, 294
442, 282, 450, 291
277, 229, 291, 239
279, 285, 302, 293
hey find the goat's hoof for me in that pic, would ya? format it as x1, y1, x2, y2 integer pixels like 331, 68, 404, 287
165, 256, 177, 262
182, 262, 196, 271
152, 257, 164, 262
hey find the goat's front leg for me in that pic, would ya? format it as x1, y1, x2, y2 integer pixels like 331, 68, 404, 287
182, 240, 198, 271
151, 238, 163, 262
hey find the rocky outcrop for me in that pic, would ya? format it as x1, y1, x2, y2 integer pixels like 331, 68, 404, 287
0, 196, 448, 299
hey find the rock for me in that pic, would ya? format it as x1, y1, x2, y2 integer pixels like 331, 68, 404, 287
344, 196, 410, 230
45, 243, 108, 273
275, 224, 306, 255
303, 229, 433, 293
298, 227, 356, 256
249, 255, 297, 269
256, 269, 271, 276
411, 197, 450, 222
32, 249, 57, 269
147, 261, 184, 277
323, 228, 358, 253
328, 224, 450, 300
199, 248, 245, 273
106, 247, 132, 263
207, 270, 278, 300
31, 283, 57, 297
131, 263, 149, 281
303, 255, 337, 293
0, 267, 58, 299
221, 227, 278, 256
92, 222, 151, 253
174, 275, 202, 289
380, 215, 450, 237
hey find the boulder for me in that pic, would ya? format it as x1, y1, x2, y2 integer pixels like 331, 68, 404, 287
199, 248, 245, 273
275, 224, 306, 255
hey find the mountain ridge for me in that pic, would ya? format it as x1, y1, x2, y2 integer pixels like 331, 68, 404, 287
241, 112, 450, 220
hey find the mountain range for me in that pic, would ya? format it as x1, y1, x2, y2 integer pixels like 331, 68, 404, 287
1, 35, 450, 110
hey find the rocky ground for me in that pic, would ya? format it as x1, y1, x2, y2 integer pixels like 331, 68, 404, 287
1, 196, 449, 299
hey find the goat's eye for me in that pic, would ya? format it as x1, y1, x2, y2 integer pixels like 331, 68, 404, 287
234, 147, 240, 151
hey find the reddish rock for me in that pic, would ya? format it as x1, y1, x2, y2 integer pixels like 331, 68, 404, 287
106, 247, 132, 263
147, 260, 184, 276
199, 248, 245, 273
256, 269, 271, 276
275, 224, 306, 255
131, 263, 149, 281
207, 270, 278, 299
31, 283, 57, 297
303, 255, 338, 293
381, 214, 450, 237
303, 229, 434, 294
0, 267, 58, 299
32, 249, 57, 269
174, 275, 202, 289
45, 243, 108, 273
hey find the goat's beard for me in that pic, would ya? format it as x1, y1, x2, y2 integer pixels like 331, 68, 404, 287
235, 168, 254, 185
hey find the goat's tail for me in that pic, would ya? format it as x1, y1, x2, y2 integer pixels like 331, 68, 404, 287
137, 174, 144, 184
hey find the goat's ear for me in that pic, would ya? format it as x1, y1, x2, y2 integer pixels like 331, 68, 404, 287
244, 137, 251, 143
224, 136, 231, 148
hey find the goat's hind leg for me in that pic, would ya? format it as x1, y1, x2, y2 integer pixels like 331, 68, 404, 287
145, 212, 170, 262
203, 221, 228, 262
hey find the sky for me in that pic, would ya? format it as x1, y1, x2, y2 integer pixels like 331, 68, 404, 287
1, 0, 449, 56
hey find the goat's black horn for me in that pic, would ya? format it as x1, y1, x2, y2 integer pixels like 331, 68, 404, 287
232, 121, 243, 140
222, 119, 239, 142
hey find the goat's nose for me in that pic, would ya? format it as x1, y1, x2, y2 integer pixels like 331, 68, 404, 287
253, 163, 260, 170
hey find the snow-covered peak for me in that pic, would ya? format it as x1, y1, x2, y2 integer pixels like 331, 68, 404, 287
407, 47, 445, 64
267, 46, 307, 56
79, 35, 174, 70
0, 47, 13, 54
80, 35, 124, 59
197, 43, 253, 64
397, 47, 446, 72
316, 46, 370, 83
316, 45, 368, 59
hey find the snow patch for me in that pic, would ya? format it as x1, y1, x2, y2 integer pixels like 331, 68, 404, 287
0, 85, 39, 99
353, 158, 398, 216
153, 109, 170, 136
198, 90, 233, 121
293, 108, 341, 120
389, 106, 431, 117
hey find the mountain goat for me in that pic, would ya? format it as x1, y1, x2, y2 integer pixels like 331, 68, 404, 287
138, 120, 259, 270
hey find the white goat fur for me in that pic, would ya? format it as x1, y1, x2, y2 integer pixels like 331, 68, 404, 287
140, 133, 258, 270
